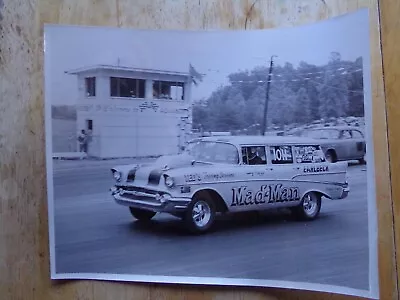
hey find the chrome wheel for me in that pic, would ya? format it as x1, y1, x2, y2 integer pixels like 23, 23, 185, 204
302, 193, 318, 217
184, 193, 216, 233
192, 200, 211, 228
291, 192, 321, 220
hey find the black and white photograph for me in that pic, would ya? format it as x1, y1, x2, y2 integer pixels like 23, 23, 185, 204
44, 8, 378, 299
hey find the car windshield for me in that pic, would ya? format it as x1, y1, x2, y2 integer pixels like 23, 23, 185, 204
300, 129, 340, 139
185, 141, 239, 164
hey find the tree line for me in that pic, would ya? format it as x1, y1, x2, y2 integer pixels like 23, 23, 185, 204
192, 52, 364, 132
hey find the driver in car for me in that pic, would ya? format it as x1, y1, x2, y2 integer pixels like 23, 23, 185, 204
248, 147, 264, 165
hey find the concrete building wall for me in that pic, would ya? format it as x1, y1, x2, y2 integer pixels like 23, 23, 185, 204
73, 67, 193, 158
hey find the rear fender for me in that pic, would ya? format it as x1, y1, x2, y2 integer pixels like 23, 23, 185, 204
300, 188, 330, 200
325, 160, 348, 172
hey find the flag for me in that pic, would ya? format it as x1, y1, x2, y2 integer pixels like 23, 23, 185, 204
189, 63, 204, 86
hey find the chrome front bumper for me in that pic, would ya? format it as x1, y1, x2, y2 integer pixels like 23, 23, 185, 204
110, 186, 191, 213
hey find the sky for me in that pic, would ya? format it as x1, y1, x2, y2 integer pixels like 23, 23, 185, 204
44, 8, 369, 105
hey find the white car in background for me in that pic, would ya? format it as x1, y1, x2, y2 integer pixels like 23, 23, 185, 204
291, 126, 366, 164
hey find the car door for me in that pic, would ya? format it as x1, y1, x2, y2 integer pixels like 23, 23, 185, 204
306, 129, 346, 160
350, 129, 366, 159
233, 145, 275, 210
336, 129, 354, 160
267, 144, 302, 205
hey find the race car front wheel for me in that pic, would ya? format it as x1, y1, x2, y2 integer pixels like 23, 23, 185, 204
291, 192, 321, 221
183, 192, 216, 234
129, 207, 156, 221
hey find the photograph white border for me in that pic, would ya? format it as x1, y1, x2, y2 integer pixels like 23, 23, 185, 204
43, 8, 379, 299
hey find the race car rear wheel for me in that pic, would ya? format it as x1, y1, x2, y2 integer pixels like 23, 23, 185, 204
183, 193, 216, 234
129, 207, 156, 221
291, 192, 321, 221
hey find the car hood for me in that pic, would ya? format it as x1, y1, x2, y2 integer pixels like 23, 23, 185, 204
112, 154, 193, 171
152, 153, 197, 170
112, 153, 217, 185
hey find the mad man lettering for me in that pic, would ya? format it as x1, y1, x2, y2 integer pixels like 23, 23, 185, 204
231, 184, 300, 207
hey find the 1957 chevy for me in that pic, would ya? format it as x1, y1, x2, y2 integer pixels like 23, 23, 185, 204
110, 135, 350, 233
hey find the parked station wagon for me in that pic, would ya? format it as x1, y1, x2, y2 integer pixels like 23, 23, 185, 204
110, 136, 350, 233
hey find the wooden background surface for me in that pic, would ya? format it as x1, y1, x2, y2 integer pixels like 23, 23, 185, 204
1, 0, 399, 299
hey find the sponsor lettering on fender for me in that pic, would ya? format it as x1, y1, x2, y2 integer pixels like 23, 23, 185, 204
184, 172, 235, 183
231, 184, 300, 207
303, 165, 329, 173
204, 172, 234, 181
184, 173, 201, 182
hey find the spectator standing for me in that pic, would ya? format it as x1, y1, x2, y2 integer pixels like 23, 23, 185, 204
77, 130, 88, 157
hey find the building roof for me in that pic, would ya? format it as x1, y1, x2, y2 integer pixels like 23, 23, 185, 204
304, 125, 364, 131
64, 64, 191, 77
191, 135, 323, 146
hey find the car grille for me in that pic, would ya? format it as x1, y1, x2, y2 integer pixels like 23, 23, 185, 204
115, 186, 160, 203
116, 185, 159, 195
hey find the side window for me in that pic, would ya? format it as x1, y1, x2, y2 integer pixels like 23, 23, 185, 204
294, 145, 326, 163
241, 146, 267, 165
270, 145, 293, 164
352, 130, 364, 139
85, 77, 96, 97
340, 130, 352, 139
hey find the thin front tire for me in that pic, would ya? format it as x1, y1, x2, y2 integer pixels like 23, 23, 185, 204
183, 193, 216, 234
129, 207, 156, 221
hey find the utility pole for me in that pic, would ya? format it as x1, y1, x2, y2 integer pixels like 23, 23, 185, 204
261, 55, 277, 135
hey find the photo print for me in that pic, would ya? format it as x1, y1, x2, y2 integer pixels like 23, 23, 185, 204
44, 8, 378, 299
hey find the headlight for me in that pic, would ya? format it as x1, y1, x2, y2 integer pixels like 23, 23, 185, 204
164, 175, 174, 188
113, 170, 122, 181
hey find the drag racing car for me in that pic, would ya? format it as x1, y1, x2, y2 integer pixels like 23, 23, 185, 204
110, 135, 350, 234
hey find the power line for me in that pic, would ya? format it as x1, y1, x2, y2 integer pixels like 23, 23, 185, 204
204, 66, 362, 77
200, 68, 362, 83
290, 68, 364, 94
273, 68, 362, 77
301, 76, 364, 94
202, 68, 364, 94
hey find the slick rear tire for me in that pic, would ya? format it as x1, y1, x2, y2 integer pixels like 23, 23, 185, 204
129, 207, 156, 221
291, 192, 321, 221
183, 192, 216, 234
